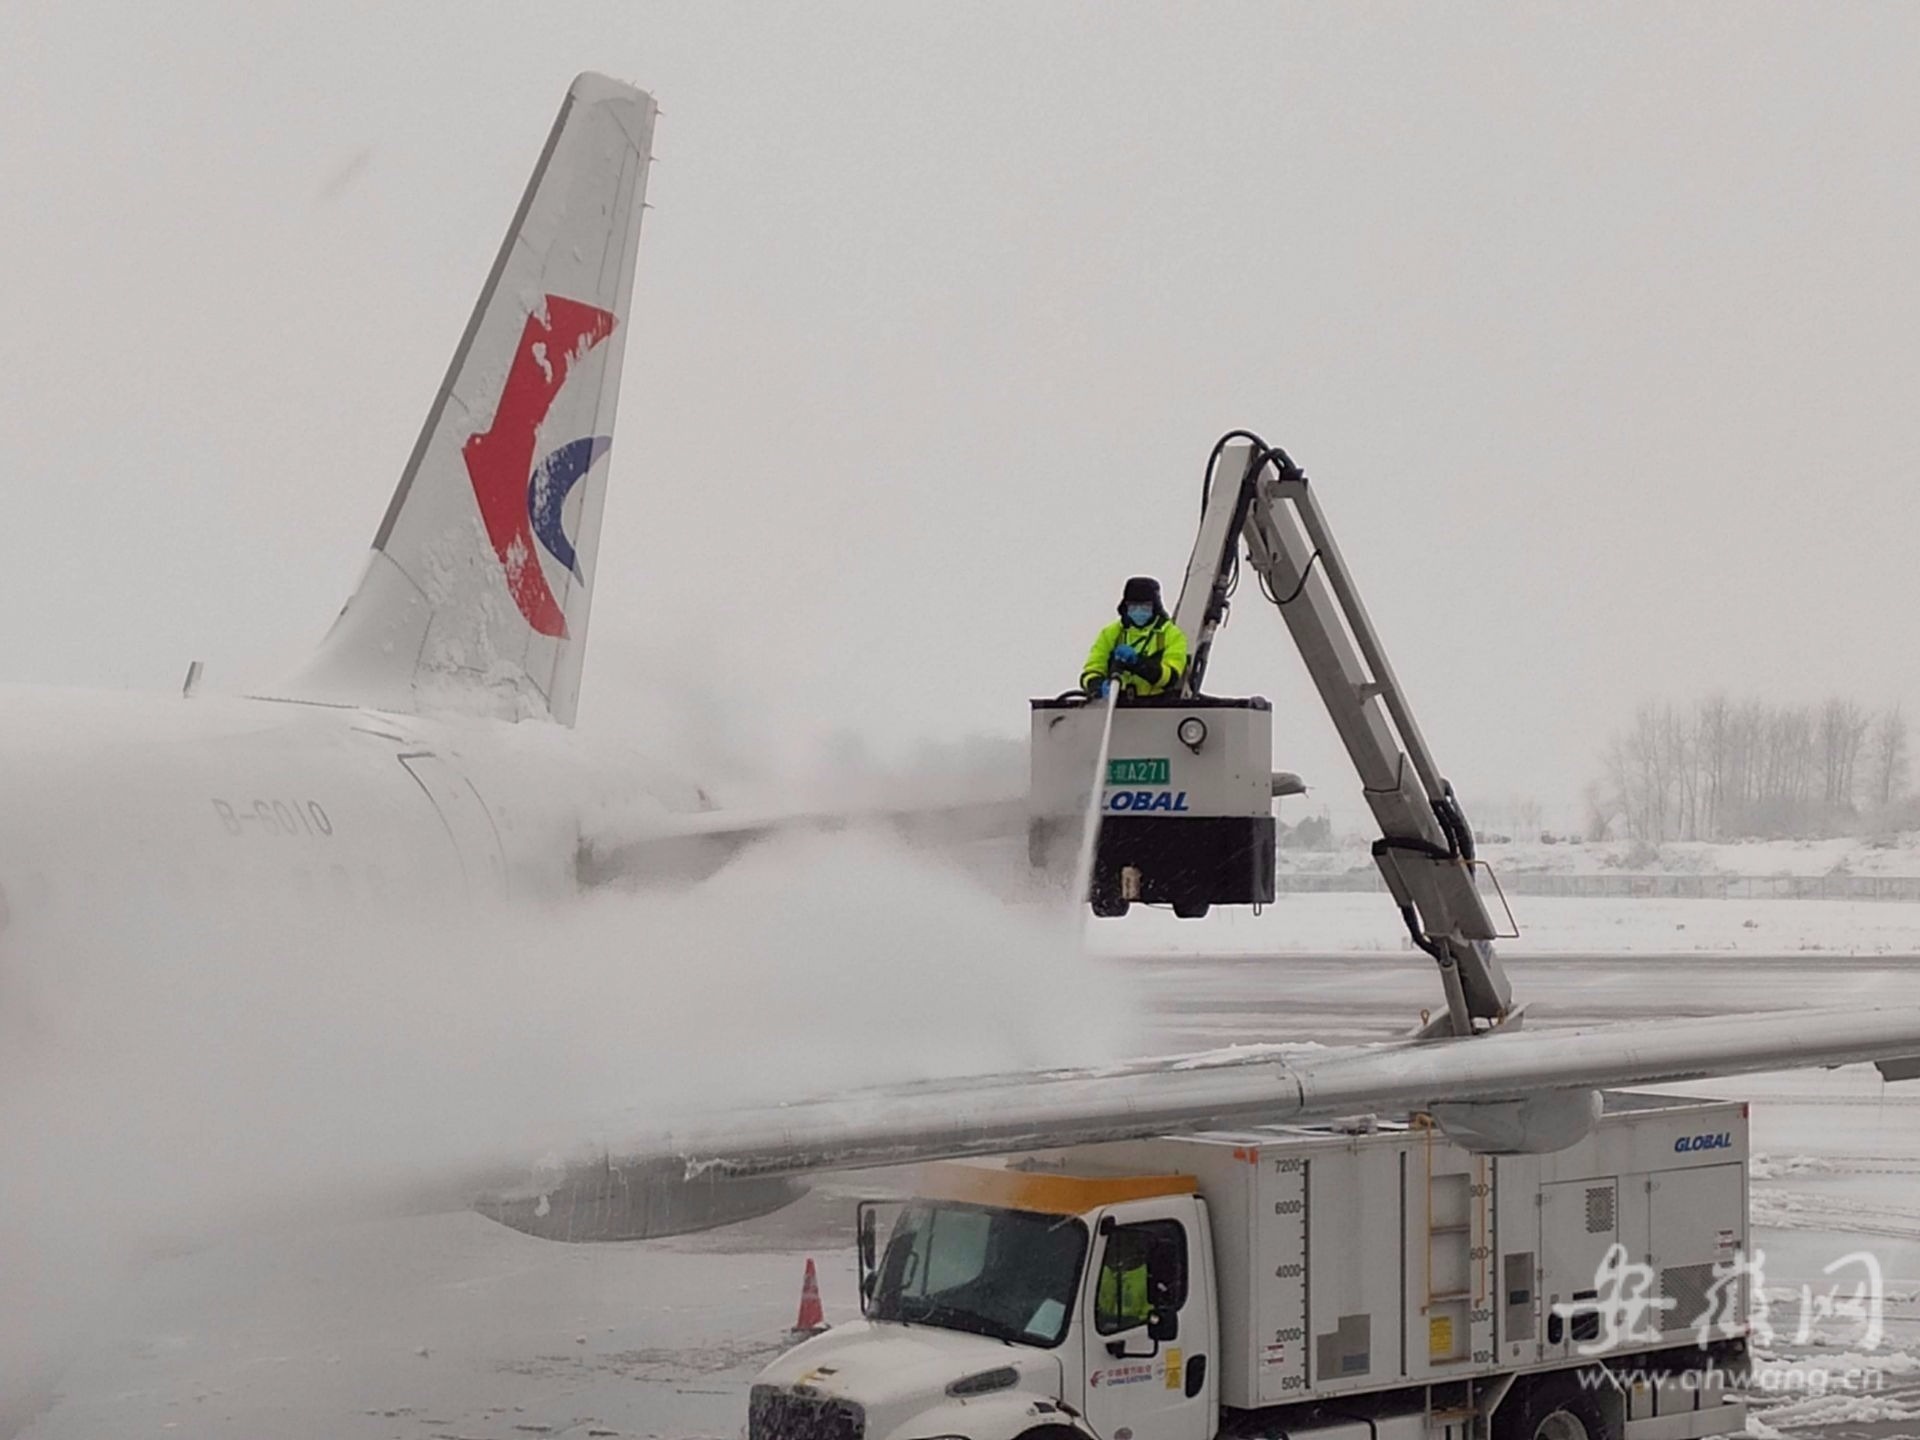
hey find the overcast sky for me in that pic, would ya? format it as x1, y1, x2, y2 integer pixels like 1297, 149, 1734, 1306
2, 3, 1916, 827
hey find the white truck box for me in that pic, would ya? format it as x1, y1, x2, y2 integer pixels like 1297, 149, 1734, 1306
1065, 1092, 1748, 1412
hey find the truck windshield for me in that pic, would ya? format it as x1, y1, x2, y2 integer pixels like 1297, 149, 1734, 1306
868, 1202, 1088, 1348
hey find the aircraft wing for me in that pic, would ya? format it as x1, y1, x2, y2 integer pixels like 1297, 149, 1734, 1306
481, 1005, 1920, 1233
577, 793, 1029, 887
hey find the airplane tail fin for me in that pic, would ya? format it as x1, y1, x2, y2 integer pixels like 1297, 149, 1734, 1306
285, 74, 656, 725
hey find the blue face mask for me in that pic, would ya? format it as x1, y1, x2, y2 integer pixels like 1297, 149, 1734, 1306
1125, 604, 1155, 627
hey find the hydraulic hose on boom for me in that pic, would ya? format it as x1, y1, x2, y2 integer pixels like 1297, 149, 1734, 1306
1171, 434, 1514, 1036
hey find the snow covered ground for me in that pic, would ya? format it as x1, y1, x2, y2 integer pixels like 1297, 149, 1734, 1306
1280, 832, 1920, 880
18, 1197, 865, 1440
1095, 890, 1920, 957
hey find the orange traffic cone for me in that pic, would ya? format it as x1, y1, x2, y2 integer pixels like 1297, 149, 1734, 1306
793, 1257, 828, 1335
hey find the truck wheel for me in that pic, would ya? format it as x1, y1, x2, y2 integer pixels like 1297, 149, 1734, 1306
1090, 895, 1129, 918
1016, 1426, 1088, 1440
1494, 1374, 1613, 1440
1172, 899, 1211, 919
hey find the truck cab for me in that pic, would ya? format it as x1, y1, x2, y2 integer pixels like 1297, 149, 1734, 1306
752, 1162, 1217, 1440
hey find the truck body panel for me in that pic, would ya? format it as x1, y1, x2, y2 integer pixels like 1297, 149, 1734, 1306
1048, 1091, 1747, 1413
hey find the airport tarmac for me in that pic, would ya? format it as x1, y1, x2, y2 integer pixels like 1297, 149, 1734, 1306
21, 945, 1920, 1440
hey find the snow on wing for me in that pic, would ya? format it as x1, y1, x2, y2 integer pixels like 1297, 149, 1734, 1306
479, 1006, 1920, 1190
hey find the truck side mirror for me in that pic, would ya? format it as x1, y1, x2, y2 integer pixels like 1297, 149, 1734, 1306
1105, 1320, 1164, 1360
1148, 1308, 1178, 1343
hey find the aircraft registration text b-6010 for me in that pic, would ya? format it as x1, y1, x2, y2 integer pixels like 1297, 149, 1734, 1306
211, 798, 334, 839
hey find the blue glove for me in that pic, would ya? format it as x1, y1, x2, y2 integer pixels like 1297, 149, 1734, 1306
1085, 676, 1108, 699
1113, 643, 1140, 666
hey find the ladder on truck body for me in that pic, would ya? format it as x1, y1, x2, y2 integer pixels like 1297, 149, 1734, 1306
1171, 433, 1514, 1036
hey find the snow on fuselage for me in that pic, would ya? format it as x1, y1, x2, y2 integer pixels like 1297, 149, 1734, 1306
0, 682, 695, 935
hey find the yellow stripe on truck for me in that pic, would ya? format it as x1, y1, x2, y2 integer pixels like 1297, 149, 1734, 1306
911, 1161, 1198, 1216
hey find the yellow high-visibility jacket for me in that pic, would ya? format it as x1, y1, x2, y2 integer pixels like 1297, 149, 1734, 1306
1082, 617, 1188, 697
1098, 1259, 1152, 1330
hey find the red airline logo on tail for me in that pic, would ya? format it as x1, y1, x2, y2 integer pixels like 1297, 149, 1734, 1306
463, 295, 617, 637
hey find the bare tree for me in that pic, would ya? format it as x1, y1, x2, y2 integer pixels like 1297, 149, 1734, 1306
1601, 693, 1899, 841
1697, 693, 1731, 840
1818, 697, 1869, 816
1665, 704, 1699, 839
1868, 703, 1910, 810
1582, 781, 1615, 842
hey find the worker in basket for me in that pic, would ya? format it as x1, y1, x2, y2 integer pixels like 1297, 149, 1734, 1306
1081, 575, 1188, 700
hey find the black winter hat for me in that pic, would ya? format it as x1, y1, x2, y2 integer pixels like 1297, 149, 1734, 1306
1117, 575, 1166, 620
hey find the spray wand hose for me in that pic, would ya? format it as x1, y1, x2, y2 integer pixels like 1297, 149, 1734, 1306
1068, 671, 1125, 911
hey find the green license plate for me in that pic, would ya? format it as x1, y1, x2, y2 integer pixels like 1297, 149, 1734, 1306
1107, 757, 1170, 785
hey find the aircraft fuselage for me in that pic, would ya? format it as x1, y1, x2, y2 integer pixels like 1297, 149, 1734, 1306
0, 684, 693, 933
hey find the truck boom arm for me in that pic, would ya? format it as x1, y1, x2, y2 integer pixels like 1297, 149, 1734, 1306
1172, 435, 1513, 1035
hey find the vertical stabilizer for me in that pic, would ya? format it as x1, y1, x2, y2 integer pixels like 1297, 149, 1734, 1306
286, 74, 656, 724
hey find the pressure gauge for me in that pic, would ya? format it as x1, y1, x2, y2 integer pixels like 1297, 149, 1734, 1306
1177, 716, 1208, 752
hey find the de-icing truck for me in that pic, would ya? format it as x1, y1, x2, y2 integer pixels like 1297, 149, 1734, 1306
750, 1096, 1750, 1440
751, 436, 1754, 1440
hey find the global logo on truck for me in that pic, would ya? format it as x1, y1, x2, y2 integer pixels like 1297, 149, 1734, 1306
1106, 757, 1189, 814
1675, 1132, 1733, 1153
463, 293, 618, 638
